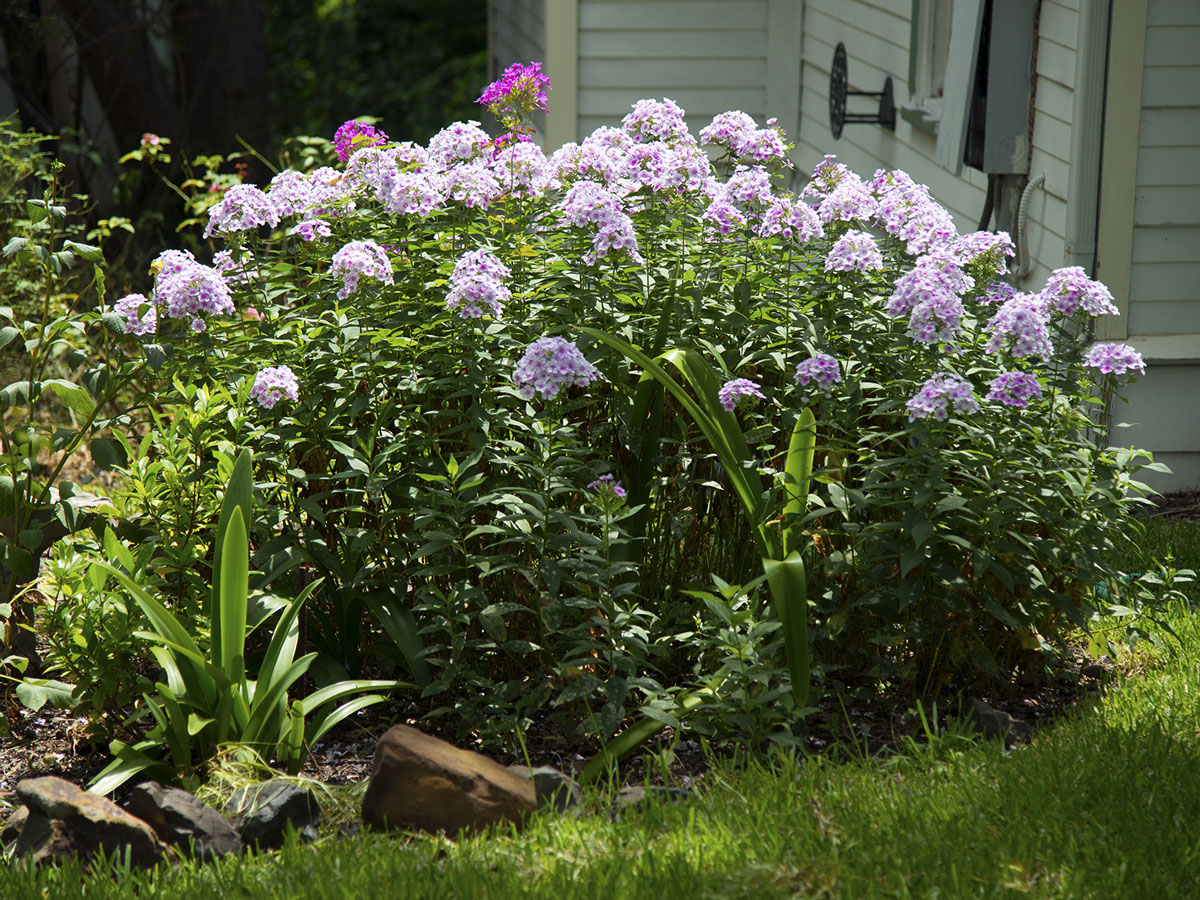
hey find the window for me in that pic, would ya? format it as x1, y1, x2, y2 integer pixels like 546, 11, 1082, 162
905, 0, 954, 133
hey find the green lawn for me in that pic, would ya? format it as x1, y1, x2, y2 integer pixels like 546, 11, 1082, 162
8, 517, 1200, 899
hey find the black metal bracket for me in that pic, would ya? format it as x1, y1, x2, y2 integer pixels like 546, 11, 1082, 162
828, 42, 896, 140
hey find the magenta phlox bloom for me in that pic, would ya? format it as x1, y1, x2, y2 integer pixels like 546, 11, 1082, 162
718, 378, 766, 412
477, 61, 551, 116
587, 473, 627, 498
333, 120, 388, 164
1041, 266, 1119, 317
512, 336, 601, 400
906, 373, 980, 421
114, 293, 157, 336
152, 249, 234, 329
203, 184, 281, 238
427, 121, 492, 168
825, 230, 883, 273
793, 353, 842, 393
953, 231, 1016, 274
621, 98, 692, 146
250, 365, 299, 410
986, 293, 1054, 360
330, 240, 394, 300
445, 249, 511, 319
987, 371, 1043, 408
1084, 342, 1145, 377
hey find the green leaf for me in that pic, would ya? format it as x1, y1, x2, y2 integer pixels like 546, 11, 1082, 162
783, 408, 816, 556
211, 449, 253, 667
145, 343, 168, 371
363, 592, 430, 686
0, 380, 31, 410
89, 437, 127, 470
101, 312, 127, 335
762, 553, 811, 706
15, 678, 78, 713
579, 689, 712, 786
25, 199, 47, 224
216, 510, 250, 685
62, 240, 103, 261
43, 379, 96, 418
0, 326, 20, 352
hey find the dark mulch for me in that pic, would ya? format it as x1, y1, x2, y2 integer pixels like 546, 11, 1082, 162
0, 491, 1193, 802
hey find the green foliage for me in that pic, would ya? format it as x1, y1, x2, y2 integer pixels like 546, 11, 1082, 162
89, 451, 410, 794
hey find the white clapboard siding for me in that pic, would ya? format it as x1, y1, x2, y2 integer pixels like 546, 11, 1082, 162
795, 0, 998, 237
491, 0, 547, 133
575, 0, 769, 141
1127, 6, 1200, 340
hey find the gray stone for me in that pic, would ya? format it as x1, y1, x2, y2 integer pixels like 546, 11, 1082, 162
508, 764, 581, 812
964, 698, 1031, 743
124, 782, 242, 860
13, 776, 168, 869
611, 785, 692, 819
1, 804, 28, 845
362, 725, 536, 835
223, 780, 321, 849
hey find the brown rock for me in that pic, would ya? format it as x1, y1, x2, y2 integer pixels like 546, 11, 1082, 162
13, 776, 168, 869
362, 725, 536, 835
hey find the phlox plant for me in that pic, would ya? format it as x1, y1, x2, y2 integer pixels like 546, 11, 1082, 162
107, 62, 1158, 750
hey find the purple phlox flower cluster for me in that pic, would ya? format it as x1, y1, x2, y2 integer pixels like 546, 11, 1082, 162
986, 292, 1054, 360
512, 336, 601, 400
152, 249, 234, 330
333, 120, 388, 164
622, 98, 693, 146
268, 169, 318, 218
441, 161, 502, 209
289, 218, 333, 241
344, 145, 400, 199
1040, 266, 1119, 317
699, 111, 790, 165
1084, 342, 1145, 377
981, 279, 1019, 305
550, 129, 632, 185
793, 353, 842, 393
329, 240, 394, 301
384, 169, 446, 217
825, 230, 884, 273
702, 166, 779, 236
718, 378, 766, 412
620, 140, 695, 194
213, 249, 259, 285
801, 155, 853, 201
558, 180, 644, 265
986, 371, 1043, 408
906, 373, 980, 421
427, 121, 493, 168
817, 177, 878, 225
477, 61, 551, 116
908, 291, 965, 344
445, 249, 511, 319
250, 365, 299, 410
203, 184, 281, 239
492, 140, 552, 198
953, 230, 1016, 275
304, 167, 354, 217
758, 196, 823, 242
872, 171, 957, 254
587, 473, 627, 499
886, 265, 956, 319
114, 293, 157, 336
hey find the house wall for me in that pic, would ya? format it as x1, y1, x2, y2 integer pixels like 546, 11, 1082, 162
491, 0, 548, 134
1105, 0, 1200, 492
574, 0, 771, 141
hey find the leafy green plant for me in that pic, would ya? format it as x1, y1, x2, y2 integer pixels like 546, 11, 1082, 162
89, 450, 410, 794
